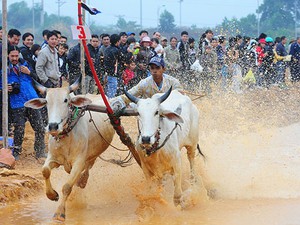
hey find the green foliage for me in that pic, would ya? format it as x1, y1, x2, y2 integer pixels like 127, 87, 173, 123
159, 10, 176, 32
115, 16, 141, 32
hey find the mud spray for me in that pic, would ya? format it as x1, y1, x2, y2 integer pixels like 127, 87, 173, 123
1, 86, 300, 225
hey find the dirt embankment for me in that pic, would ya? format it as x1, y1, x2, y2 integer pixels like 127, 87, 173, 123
0, 126, 45, 205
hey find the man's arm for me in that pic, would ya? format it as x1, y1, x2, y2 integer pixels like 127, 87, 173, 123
35, 51, 49, 83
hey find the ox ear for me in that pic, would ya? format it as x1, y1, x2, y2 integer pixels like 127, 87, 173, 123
161, 110, 184, 123
70, 96, 92, 107
24, 98, 47, 109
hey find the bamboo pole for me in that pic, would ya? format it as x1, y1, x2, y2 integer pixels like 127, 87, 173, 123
2, 0, 8, 148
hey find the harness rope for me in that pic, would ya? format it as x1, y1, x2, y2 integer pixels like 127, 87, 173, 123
87, 110, 134, 167
52, 105, 86, 141
139, 117, 181, 156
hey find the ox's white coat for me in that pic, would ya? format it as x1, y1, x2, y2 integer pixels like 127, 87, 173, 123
135, 90, 200, 208
25, 88, 115, 221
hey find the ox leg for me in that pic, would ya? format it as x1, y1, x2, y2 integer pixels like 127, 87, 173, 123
186, 146, 196, 183
76, 168, 90, 189
173, 157, 183, 206
42, 159, 60, 201
53, 159, 85, 222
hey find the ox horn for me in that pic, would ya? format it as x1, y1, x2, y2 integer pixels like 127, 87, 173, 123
158, 86, 172, 103
124, 88, 139, 104
69, 76, 82, 93
32, 79, 47, 95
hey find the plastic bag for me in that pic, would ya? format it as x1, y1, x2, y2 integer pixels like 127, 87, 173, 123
190, 59, 203, 72
243, 69, 256, 84
283, 55, 292, 62
0, 148, 15, 169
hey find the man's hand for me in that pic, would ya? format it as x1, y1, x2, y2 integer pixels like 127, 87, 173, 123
20, 66, 30, 75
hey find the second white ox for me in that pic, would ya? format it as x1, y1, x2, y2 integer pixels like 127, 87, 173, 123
124, 87, 203, 208
25, 80, 115, 221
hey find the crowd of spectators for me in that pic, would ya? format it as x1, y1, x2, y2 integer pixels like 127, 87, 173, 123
0, 26, 300, 160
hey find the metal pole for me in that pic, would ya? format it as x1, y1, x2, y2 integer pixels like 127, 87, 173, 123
295, 0, 298, 39
257, 0, 260, 37
2, 0, 8, 148
80, 0, 86, 94
41, 0, 44, 27
179, 0, 182, 27
140, 0, 142, 29
32, 0, 35, 36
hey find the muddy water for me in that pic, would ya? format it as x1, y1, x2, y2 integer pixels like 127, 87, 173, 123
1, 87, 300, 225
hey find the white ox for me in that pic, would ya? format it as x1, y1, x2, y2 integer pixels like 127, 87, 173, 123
124, 87, 203, 208
25, 80, 115, 221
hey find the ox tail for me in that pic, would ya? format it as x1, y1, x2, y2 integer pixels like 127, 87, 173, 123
197, 144, 206, 160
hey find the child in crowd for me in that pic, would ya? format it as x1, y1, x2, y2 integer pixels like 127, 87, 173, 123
57, 43, 69, 86
122, 60, 137, 89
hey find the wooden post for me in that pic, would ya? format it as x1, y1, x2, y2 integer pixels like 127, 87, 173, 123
2, 0, 8, 149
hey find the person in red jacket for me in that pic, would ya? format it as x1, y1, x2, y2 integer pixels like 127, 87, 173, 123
122, 59, 137, 89
256, 38, 266, 86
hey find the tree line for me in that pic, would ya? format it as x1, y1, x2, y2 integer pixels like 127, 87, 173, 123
0, 0, 298, 44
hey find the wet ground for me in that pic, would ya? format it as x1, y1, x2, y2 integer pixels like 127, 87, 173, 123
1, 85, 300, 225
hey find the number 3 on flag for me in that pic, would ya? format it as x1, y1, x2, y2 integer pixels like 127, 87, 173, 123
71, 25, 92, 40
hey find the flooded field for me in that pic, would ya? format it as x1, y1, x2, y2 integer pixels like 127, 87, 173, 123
1, 85, 300, 225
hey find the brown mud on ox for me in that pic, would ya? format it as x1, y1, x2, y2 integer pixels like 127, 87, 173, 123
124, 87, 206, 214
25, 79, 115, 221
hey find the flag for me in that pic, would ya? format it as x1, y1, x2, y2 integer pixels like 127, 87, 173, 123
81, 2, 101, 15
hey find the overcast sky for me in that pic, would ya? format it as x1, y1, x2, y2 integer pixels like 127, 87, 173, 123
3, 0, 260, 28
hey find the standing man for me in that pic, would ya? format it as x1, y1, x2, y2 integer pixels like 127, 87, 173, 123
119, 32, 128, 55
275, 36, 288, 88
36, 31, 60, 88
0, 29, 21, 69
85, 34, 100, 94
19, 32, 35, 70
199, 29, 213, 56
289, 37, 300, 82
0, 46, 46, 159
177, 31, 190, 70
104, 34, 122, 98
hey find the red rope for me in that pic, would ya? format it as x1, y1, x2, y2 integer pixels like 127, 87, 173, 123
77, 1, 140, 166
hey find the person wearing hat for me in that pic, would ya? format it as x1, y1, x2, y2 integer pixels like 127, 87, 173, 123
127, 32, 135, 37
161, 37, 168, 48
110, 55, 182, 110
136, 36, 157, 82
262, 37, 276, 86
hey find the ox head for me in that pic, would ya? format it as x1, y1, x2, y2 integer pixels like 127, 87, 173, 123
25, 77, 92, 135
124, 87, 184, 149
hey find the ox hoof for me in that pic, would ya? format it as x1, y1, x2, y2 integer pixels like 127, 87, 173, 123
53, 213, 66, 222
47, 190, 59, 201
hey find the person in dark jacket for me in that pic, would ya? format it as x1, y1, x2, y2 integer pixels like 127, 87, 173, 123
275, 36, 288, 86
289, 37, 300, 82
104, 34, 122, 98
84, 34, 100, 94
67, 42, 81, 93
19, 32, 35, 70
0, 46, 46, 159
177, 31, 190, 70
57, 43, 69, 86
